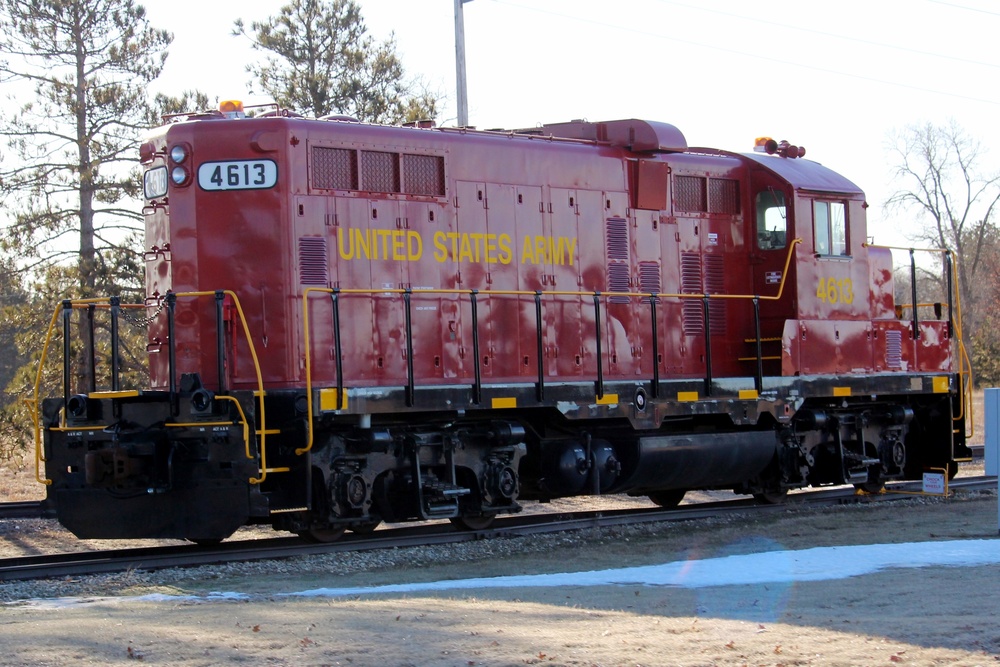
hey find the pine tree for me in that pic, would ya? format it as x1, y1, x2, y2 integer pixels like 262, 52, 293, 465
235, 0, 438, 123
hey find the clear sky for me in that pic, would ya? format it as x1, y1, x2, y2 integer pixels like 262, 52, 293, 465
144, 0, 1000, 248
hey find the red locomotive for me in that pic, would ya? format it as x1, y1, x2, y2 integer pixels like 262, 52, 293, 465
32, 101, 971, 542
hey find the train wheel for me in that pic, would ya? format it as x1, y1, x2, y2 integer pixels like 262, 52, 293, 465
753, 490, 788, 504
647, 490, 686, 508
450, 515, 495, 531
297, 526, 347, 543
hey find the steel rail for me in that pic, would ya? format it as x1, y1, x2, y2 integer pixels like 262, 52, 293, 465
0, 477, 994, 583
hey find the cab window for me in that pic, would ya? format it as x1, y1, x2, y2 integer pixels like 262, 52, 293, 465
814, 201, 847, 256
755, 190, 786, 250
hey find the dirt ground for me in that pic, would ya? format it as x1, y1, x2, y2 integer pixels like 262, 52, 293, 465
2, 489, 1000, 667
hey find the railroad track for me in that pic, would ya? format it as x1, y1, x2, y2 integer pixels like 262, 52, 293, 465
0, 501, 46, 520
0, 476, 994, 583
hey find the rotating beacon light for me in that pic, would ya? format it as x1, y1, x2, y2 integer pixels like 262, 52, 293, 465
219, 99, 246, 119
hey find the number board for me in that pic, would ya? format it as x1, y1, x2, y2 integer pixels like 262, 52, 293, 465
198, 160, 278, 191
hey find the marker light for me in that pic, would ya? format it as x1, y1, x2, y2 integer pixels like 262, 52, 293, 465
171, 166, 188, 185
169, 144, 188, 164
219, 100, 246, 119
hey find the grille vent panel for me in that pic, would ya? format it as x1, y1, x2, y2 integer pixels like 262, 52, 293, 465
885, 329, 903, 369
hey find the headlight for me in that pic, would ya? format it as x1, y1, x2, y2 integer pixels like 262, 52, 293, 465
171, 166, 188, 185
170, 144, 188, 164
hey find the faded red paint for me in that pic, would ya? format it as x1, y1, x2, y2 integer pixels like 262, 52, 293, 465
138, 115, 955, 393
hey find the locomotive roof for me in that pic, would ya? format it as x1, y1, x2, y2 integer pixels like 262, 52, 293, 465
738, 151, 864, 196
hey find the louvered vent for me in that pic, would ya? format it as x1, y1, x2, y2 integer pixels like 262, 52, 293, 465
606, 217, 630, 303
605, 217, 629, 259
709, 178, 740, 214
298, 237, 329, 286
885, 329, 903, 369
402, 154, 445, 196
675, 176, 707, 212
361, 150, 400, 193
704, 254, 727, 332
638, 261, 661, 303
607, 263, 630, 304
680, 252, 703, 335
312, 146, 357, 190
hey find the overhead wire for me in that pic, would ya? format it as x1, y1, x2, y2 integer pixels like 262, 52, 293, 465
483, 0, 1000, 107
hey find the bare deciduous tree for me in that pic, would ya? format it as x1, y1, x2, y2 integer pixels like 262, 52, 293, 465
885, 120, 1000, 348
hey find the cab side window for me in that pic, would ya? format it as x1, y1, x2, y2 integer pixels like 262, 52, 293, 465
814, 201, 847, 256
755, 190, 786, 250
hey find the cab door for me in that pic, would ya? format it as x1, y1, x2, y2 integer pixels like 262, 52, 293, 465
750, 173, 795, 333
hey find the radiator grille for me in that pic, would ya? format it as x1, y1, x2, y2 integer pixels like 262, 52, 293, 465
709, 178, 740, 214
312, 147, 357, 190
298, 237, 329, 286
360, 150, 400, 193
675, 176, 707, 212
401, 154, 445, 196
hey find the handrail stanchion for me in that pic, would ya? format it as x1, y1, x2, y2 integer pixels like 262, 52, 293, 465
61, 300, 72, 409
331, 289, 344, 409
403, 287, 415, 407
909, 248, 920, 340
534, 291, 544, 402
753, 296, 763, 394
109, 296, 121, 392
945, 251, 954, 339
165, 292, 178, 416
703, 294, 713, 397
86, 304, 96, 393
470, 290, 482, 405
215, 291, 227, 393
593, 292, 604, 400
649, 294, 659, 399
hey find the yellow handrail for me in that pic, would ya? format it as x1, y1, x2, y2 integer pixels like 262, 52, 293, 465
298, 240, 804, 454
866, 244, 972, 437
29, 290, 270, 486
173, 291, 268, 483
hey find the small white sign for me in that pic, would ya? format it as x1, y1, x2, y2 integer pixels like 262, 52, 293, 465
707, 233, 719, 246
922, 472, 946, 495
765, 271, 782, 285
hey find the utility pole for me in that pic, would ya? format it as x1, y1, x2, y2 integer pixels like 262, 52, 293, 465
455, 0, 472, 127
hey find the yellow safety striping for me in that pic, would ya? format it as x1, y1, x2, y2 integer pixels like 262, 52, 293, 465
677, 391, 699, 402
319, 388, 347, 411
738, 355, 781, 361
739, 389, 759, 400
833, 387, 851, 397
595, 393, 619, 405
492, 397, 517, 409
932, 376, 950, 393
88, 390, 140, 399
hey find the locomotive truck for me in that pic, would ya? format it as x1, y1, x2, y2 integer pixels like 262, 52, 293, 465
31, 101, 972, 542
